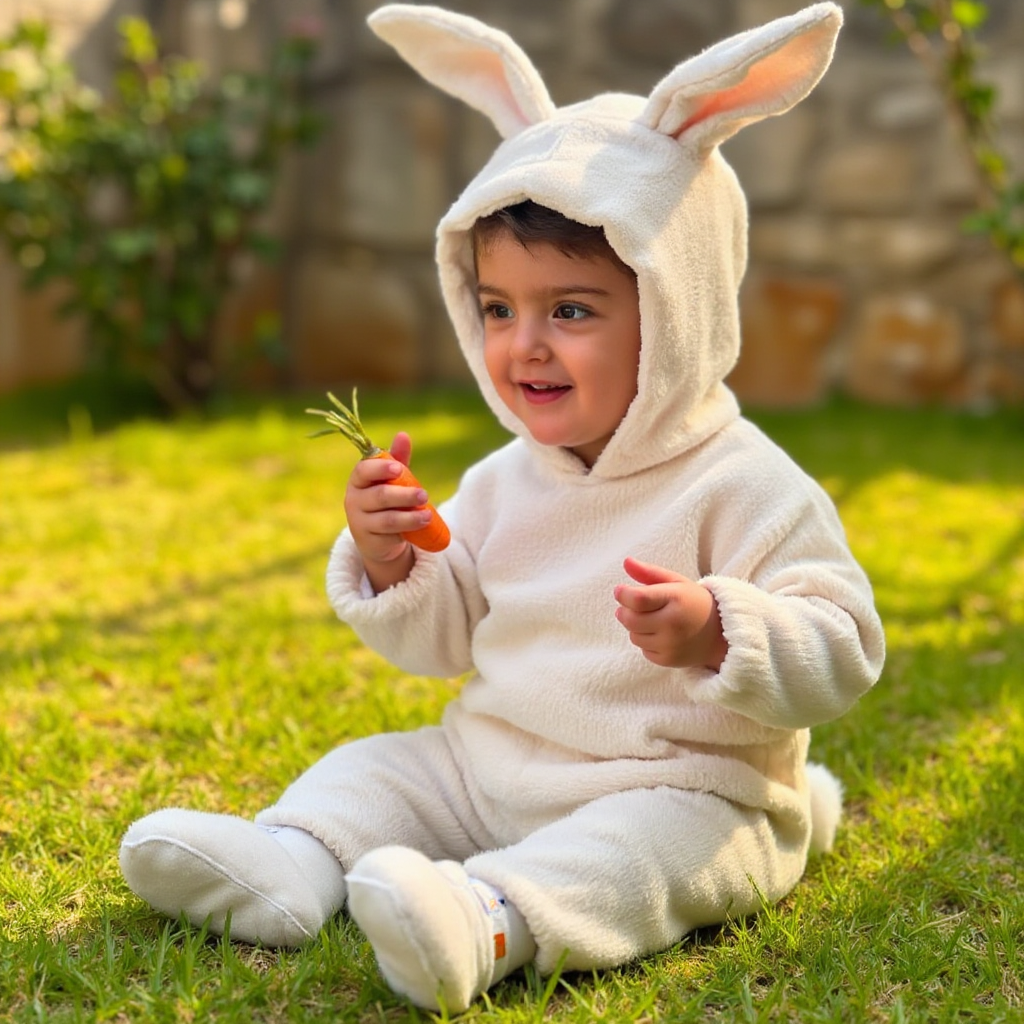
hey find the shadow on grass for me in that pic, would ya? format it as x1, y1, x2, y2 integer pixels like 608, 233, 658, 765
0, 544, 331, 676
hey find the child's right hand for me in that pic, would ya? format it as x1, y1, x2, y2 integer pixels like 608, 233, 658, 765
344, 431, 428, 590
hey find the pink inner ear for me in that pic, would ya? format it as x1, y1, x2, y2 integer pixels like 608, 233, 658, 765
672, 33, 822, 139
458, 47, 532, 135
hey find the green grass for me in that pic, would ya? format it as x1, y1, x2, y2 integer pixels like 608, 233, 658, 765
2, 383, 1023, 1023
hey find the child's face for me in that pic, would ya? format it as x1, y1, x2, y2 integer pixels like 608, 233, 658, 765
476, 233, 641, 468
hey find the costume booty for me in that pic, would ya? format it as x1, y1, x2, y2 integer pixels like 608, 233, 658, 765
119, 808, 346, 946
346, 845, 534, 1012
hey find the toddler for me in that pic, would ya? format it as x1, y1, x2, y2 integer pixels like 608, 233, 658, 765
120, 2, 885, 1012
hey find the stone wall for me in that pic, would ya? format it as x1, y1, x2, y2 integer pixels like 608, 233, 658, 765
2, 0, 1023, 406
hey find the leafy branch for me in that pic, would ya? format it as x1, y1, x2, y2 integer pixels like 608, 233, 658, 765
860, 0, 1023, 274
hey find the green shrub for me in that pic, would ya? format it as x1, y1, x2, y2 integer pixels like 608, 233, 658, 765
0, 17, 321, 410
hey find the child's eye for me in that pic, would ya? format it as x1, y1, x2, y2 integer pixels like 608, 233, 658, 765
553, 303, 590, 320
481, 302, 513, 320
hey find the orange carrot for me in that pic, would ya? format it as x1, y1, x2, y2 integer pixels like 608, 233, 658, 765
306, 389, 451, 553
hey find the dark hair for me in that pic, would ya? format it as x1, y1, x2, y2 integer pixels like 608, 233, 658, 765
472, 200, 633, 276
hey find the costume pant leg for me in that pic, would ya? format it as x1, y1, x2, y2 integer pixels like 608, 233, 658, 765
256, 727, 494, 871
464, 785, 808, 974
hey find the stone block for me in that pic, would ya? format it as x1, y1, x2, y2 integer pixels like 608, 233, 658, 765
749, 215, 834, 268
976, 353, 1024, 405
606, 0, 727, 65
750, 216, 957, 276
406, 262, 473, 384
0, 251, 85, 394
0, 254, 19, 393
844, 294, 968, 404
563, 0, 616, 76
931, 253, 1012, 320
183, 0, 265, 75
729, 273, 845, 407
290, 254, 420, 387
991, 278, 1024, 352
455, 105, 502, 188
930, 122, 981, 205
428, 319, 474, 385
866, 84, 942, 131
478, 0, 580, 59
1002, 129, 1024, 181
351, 0, 391, 60
814, 140, 920, 213
990, 56, 1024, 120
735, 1, 810, 30
723, 105, 816, 208
835, 218, 958, 276
332, 82, 454, 249
214, 263, 285, 390
353, 0, 573, 65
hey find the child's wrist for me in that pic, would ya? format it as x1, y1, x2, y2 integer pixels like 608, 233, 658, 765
700, 594, 728, 671
363, 543, 415, 593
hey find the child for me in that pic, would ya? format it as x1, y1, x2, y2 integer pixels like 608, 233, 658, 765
120, 2, 885, 1012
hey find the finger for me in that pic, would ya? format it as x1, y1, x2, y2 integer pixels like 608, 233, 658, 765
623, 627, 670, 665
389, 431, 412, 467
623, 557, 687, 587
614, 583, 669, 613
619, 621, 673, 660
367, 483, 430, 511
636, 645, 674, 668
352, 456, 406, 488
615, 605, 658, 635
368, 507, 434, 537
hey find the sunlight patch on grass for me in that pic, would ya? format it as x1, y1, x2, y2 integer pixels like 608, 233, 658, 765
3, 395, 1023, 1022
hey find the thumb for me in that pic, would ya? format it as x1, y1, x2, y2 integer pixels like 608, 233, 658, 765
623, 557, 686, 587
389, 431, 412, 467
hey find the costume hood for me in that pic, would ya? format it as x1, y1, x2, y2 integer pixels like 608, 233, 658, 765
369, 3, 842, 479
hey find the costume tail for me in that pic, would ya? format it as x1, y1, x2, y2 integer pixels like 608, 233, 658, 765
806, 762, 844, 854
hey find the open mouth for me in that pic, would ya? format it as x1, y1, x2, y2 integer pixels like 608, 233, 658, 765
519, 382, 571, 404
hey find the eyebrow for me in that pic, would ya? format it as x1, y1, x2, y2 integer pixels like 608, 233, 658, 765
476, 283, 612, 298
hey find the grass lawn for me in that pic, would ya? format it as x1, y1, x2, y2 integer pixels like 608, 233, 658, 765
2, 381, 1022, 1023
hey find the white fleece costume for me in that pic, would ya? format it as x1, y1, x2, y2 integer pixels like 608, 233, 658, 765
120, 2, 884, 1009
258, 0, 882, 971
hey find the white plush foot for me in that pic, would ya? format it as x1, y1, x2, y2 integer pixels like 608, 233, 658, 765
346, 846, 496, 1012
119, 809, 342, 946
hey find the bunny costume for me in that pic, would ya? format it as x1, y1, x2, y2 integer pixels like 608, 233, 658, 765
120, 2, 884, 1009
265, 0, 881, 964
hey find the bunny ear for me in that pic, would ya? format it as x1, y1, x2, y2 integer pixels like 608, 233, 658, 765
368, 4, 555, 139
640, 2, 842, 150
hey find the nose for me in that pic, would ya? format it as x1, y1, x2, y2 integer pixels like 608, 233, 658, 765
507, 316, 549, 362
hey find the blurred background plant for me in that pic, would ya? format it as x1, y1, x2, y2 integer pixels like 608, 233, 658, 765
0, 15, 321, 411
859, 0, 1024, 277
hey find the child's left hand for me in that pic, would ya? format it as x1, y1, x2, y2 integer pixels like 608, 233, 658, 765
614, 558, 728, 671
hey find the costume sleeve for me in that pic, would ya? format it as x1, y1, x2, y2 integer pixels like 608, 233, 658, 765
325, 489, 488, 679
685, 455, 885, 730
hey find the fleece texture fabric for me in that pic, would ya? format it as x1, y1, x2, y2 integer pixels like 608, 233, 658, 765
257, 0, 885, 975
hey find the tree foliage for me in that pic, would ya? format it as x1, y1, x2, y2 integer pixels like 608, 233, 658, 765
0, 18, 321, 410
